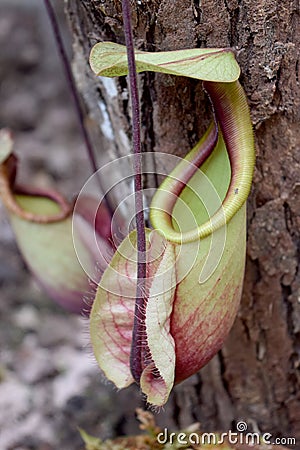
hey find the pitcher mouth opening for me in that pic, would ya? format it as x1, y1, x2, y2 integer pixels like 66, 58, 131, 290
0, 152, 72, 224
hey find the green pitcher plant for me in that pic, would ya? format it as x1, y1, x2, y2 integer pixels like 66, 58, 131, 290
0, 43, 255, 408
0, 130, 113, 314
88, 43, 255, 406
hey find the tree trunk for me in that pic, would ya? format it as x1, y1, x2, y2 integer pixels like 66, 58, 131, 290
65, 0, 300, 443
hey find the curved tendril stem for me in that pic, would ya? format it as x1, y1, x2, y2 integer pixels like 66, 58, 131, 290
203, 81, 255, 216
150, 81, 255, 244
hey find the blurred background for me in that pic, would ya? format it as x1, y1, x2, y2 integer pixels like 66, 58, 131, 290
1, 1, 299, 449
0, 1, 145, 448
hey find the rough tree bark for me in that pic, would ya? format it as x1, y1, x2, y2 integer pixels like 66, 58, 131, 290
65, 0, 300, 443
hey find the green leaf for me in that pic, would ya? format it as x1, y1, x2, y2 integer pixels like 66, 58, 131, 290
79, 428, 132, 450
79, 428, 103, 450
90, 42, 240, 82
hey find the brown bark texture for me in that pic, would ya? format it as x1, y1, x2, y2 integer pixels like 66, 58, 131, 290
65, 0, 300, 444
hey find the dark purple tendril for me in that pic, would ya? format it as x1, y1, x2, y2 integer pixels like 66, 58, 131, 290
43, 0, 109, 205
121, 0, 147, 383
